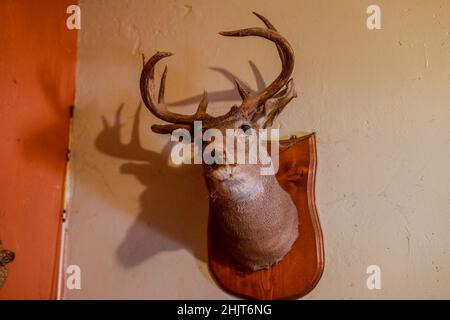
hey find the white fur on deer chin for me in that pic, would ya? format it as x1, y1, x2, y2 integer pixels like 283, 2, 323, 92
210, 167, 265, 202
209, 165, 233, 181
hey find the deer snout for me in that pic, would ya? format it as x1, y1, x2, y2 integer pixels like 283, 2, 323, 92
206, 144, 229, 170
211, 162, 224, 170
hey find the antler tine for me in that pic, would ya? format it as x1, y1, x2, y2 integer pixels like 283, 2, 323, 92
195, 90, 208, 118
158, 65, 168, 104
140, 51, 212, 129
235, 79, 252, 99
219, 14, 294, 112
252, 12, 286, 65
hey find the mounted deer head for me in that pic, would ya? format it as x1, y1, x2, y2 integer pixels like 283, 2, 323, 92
140, 12, 299, 271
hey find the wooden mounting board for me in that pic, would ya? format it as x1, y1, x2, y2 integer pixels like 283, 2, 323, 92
207, 133, 324, 300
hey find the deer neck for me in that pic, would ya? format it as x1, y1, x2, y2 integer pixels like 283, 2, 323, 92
205, 166, 299, 271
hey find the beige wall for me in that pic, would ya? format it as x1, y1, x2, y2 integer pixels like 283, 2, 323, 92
65, 0, 450, 299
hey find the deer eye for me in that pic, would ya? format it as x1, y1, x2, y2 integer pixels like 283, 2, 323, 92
240, 124, 252, 133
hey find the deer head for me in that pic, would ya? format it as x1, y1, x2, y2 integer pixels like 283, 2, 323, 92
140, 12, 299, 271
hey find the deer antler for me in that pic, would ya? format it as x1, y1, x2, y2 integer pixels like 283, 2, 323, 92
219, 12, 295, 115
140, 51, 212, 134
252, 12, 287, 66
141, 13, 296, 134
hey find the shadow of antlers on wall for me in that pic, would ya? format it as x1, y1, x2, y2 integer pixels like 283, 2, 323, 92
94, 62, 266, 267
21, 68, 72, 173
95, 103, 208, 266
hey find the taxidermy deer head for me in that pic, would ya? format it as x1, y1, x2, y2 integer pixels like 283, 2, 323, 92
140, 12, 298, 271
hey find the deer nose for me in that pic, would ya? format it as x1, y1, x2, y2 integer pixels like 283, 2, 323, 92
211, 162, 224, 170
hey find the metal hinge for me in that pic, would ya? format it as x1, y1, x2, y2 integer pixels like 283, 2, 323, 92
0, 241, 15, 289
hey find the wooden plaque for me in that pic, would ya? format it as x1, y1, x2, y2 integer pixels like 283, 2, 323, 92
207, 133, 324, 300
